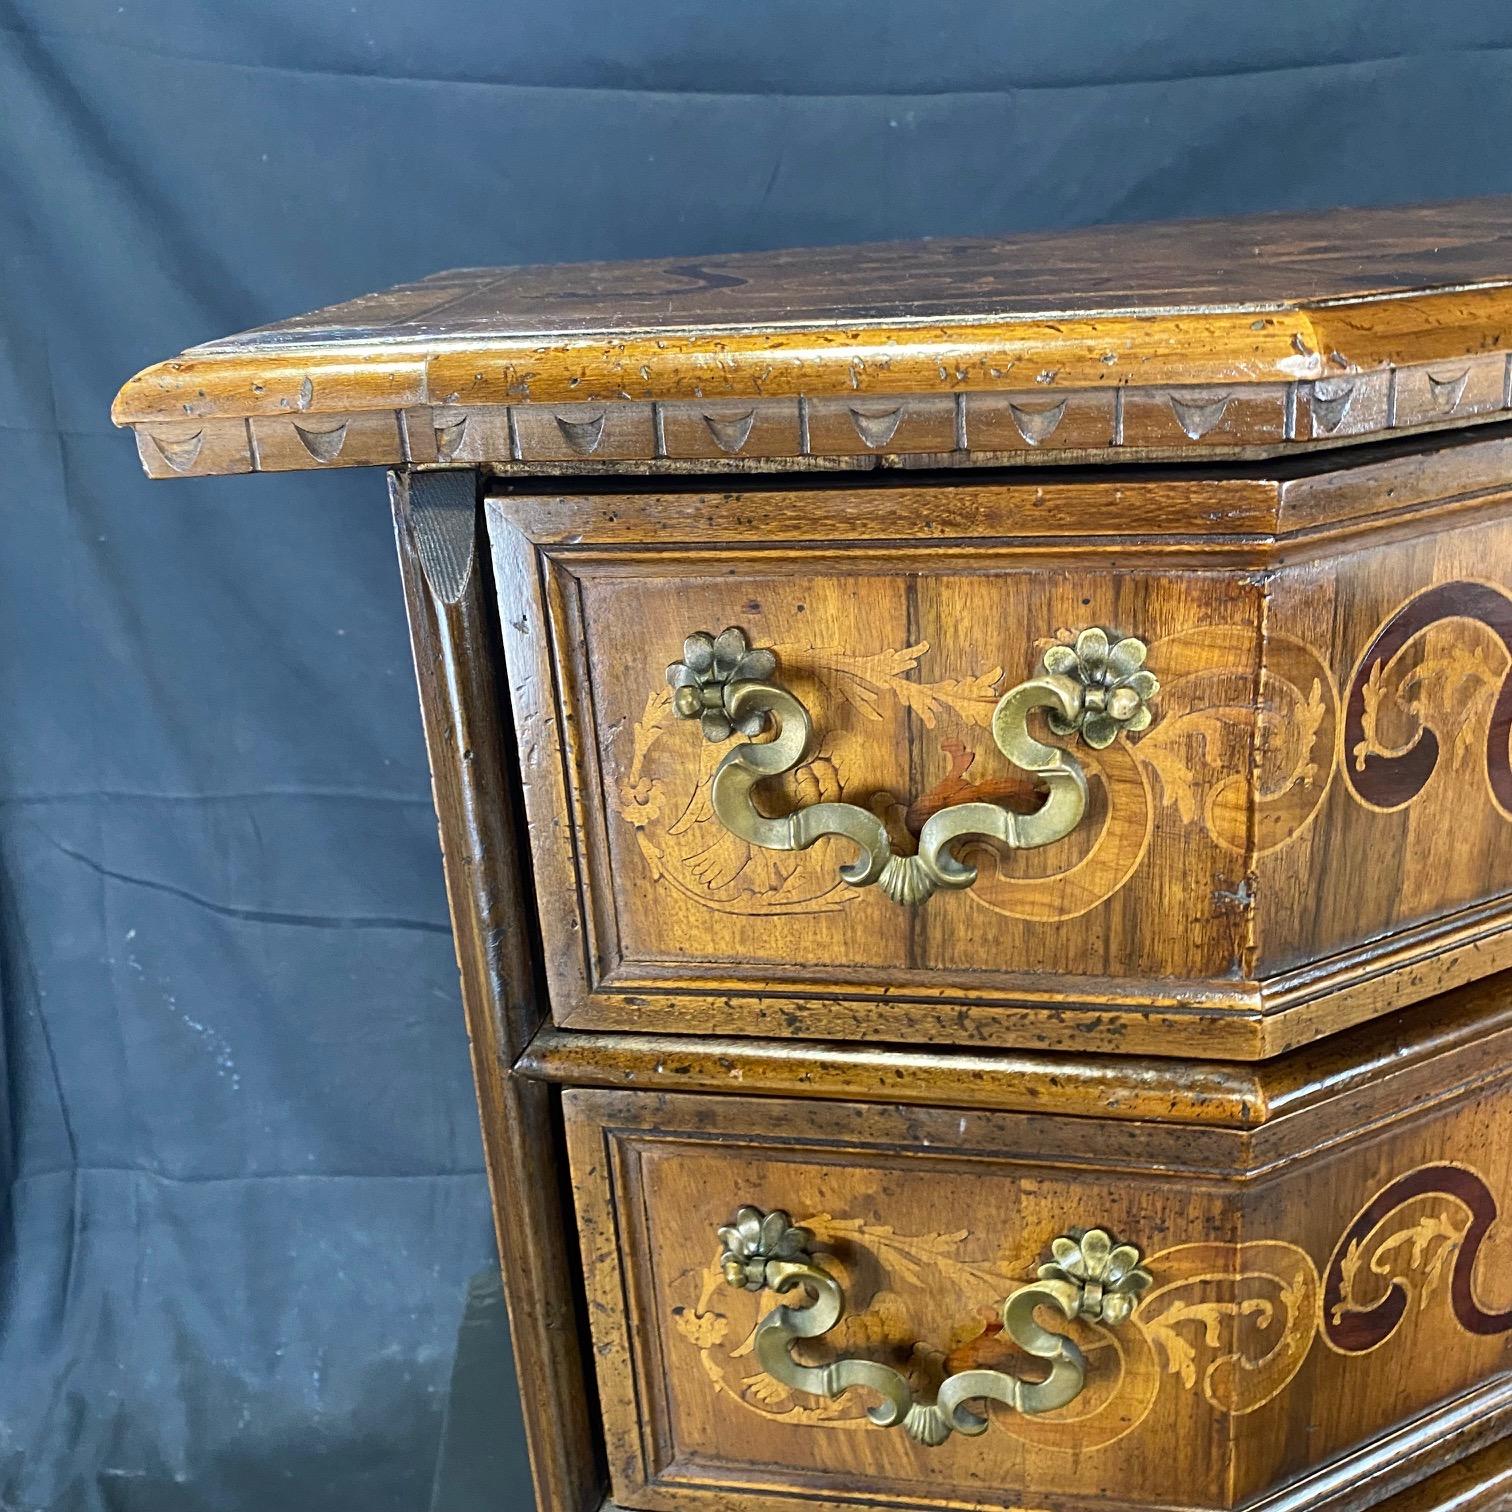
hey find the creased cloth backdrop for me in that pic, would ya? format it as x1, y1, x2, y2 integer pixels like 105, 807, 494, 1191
5, 4, 1512, 1508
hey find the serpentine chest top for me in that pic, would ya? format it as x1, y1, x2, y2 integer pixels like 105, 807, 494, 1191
116, 202, 1512, 1512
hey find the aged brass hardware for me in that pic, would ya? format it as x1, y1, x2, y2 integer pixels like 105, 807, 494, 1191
667, 626, 1157, 905
717, 1207, 1152, 1446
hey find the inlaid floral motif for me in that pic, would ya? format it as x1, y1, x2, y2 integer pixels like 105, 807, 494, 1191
1344, 581, 1512, 817
1323, 1163, 1512, 1353
670, 1163, 1511, 1448
620, 584, 1509, 927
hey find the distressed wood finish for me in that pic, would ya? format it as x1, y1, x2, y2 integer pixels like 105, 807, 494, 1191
392, 472, 602, 1512
114, 200, 1512, 1510
1369, 1436, 1512, 1510
518, 969, 1512, 1130
487, 430, 1512, 1060
563, 991, 1512, 1512
113, 200, 1512, 478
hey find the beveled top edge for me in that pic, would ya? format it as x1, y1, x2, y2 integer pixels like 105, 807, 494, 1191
112, 198, 1512, 476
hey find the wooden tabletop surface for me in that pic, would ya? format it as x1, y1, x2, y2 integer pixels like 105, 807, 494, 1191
113, 198, 1512, 478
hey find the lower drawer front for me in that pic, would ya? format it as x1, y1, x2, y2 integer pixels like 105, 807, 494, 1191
565, 1086, 1512, 1511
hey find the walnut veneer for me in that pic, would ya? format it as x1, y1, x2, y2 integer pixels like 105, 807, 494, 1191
115, 199, 1512, 1512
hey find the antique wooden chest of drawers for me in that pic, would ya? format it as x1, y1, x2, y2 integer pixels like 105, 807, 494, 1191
115, 200, 1512, 1511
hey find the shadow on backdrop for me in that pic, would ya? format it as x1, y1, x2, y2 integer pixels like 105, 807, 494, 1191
4, 4, 1512, 1508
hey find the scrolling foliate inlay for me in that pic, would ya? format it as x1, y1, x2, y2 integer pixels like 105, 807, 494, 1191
1323, 1163, 1512, 1355
1137, 1242, 1319, 1416
1133, 627, 1338, 858
618, 642, 1006, 918
1344, 581, 1512, 819
616, 586, 1508, 923
669, 1165, 1511, 1448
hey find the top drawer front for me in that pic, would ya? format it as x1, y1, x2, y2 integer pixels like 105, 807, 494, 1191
489, 476, 1512, 1059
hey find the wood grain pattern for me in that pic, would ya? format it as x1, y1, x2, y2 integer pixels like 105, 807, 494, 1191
586, 1436, 1512, 1510
392, 471, 603, 1512
1366, 1435, 1512, 1511
113, 200, 1512, 476
518, 966, 1512, 1132
563, 1036, 1512, 1511
109, 195, 1512, 1511
486, 433, 1512, 1060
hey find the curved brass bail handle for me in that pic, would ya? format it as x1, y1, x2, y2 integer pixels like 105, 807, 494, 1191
666, 626, 1159, 905
716, 681, 893, 890
717, 1207, 1153, 1448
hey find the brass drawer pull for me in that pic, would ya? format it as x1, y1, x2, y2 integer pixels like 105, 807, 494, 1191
667, 626, 1158, 904
718, 1207, 1152, 1447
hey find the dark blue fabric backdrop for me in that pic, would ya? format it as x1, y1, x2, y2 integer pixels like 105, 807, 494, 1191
5, 5, 1512, 1508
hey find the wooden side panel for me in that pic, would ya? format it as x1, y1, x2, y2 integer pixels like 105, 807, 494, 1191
1237, 1101, 1512, 1505
1255, 509, 1512, 977
565, 1083, 1512, 1512
392, 470, 603, 1512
